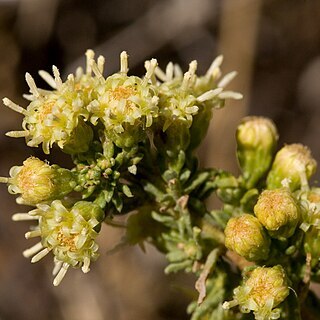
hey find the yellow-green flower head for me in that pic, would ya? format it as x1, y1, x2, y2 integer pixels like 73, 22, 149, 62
22, 200, 105, 286
236, 117, 278, 188
267, 144, 317, 191
225, 214, 270, 261
155, 59, 242, 131
193, 55, 243, 109
87, 51, 159, 148
254, 188, 300, 239
3, 66, 91, 154
3, 157, 75, 205
157, 61, 199, 131
223, 265, 289, 320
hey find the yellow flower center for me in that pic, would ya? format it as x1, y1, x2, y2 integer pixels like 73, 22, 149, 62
57, 231, 77, 252
248, 275, 274, 306
109, 85, 135, 100
38, 100, 55, 122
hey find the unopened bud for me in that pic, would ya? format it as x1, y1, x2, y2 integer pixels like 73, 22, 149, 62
267, 144, 317, 191
254, 188, 300, 239
236, 116, 278, 188
223, 265, 289, 320
6, 157, 75, 205
62, 119, 93, 154
225, 214, 270, 261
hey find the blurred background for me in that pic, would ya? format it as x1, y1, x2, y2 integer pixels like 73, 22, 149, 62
0, 0, 320, 319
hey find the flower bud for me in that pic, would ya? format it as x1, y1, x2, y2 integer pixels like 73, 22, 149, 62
7, 157, 75, 205
223, 265, 289, 320
236, 116, 278, 188
254, 188, 300, 239
267, 144, 317, 191
225, 214, 270, 261
62, 119, 93, 154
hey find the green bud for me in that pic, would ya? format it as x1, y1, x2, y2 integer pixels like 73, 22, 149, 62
62, 119, 93, 154
304, 226, 320, 267
6, 157, 75, 205
236, 116, 278, 188
254, 188, 300, 239
72, 201, 105, 231
267, 144, 317, 191
223, 265, 289, 320
225, 214, 270, 261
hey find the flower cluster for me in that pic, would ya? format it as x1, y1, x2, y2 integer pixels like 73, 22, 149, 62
1, 50, 240, 287
2, 50, 320, 320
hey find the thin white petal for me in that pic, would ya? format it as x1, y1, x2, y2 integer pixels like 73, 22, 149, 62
25, 230, 41, 239
25, 73, 39, 97
143, 59, 158, 84
53, 263, 70, 286
174, 63, 183, 78
218, 91, 243, 100
81, 257, 91, 273
85, 49, 95, 74
206, 55, 223, 78
5, 130, 29, 138
188, 60, 197, 75
197, 88, 223, 102
97, 55, 105, 74
91, 61, 104, 83
217, 71, 238, 88
166, 62, 174, 80
181, 71, 192, 90
154, 67, 167, 82
12, 213, 39, 221
120, 51, 129, 74
0, 177, 9, 183
52, 66, 62, 89
3, 98, 28, 115
23, 242, 43, 258
52, 259, 63, 276
31, 248, 51, 263
39, 70, 57, 89
22, 94, 34, 101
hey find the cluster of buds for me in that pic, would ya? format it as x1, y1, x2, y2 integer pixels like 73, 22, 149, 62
221, 115, 319, 319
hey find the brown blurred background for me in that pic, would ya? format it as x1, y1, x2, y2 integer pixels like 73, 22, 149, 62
0, 0, 320, 319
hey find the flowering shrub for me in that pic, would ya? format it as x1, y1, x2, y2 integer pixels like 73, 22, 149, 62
1, 50, 319, 319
